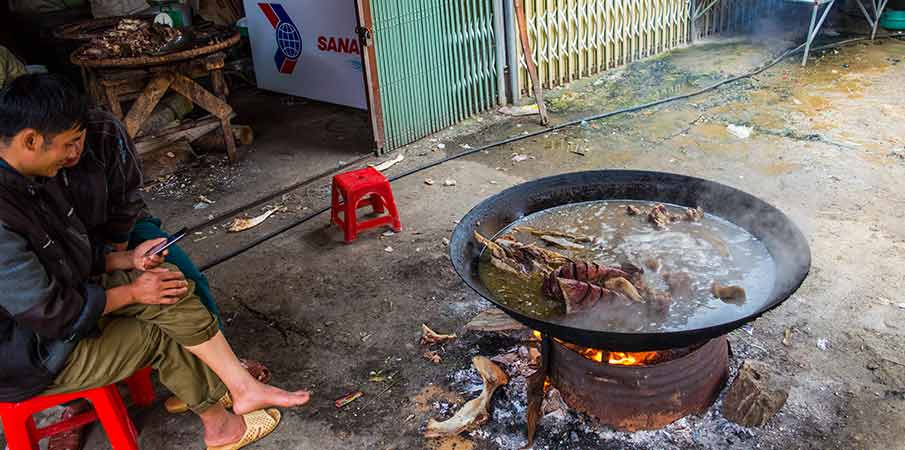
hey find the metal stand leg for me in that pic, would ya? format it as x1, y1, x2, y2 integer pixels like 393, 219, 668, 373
803, 3, 820, 66
854, 0, 888, 41
801, 0, 836, 67
526, 334, 551, 447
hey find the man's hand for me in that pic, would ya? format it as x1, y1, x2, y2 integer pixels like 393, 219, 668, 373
132, 238, 168, 271
129, 268, 189, 305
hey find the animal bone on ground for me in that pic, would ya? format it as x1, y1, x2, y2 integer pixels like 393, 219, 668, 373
228, 209, 278, 232
421, 324, 457, 345
424, 357, 509, 438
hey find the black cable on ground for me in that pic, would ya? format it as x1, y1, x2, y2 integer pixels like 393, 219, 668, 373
198, 34, 894, 272
184, 153, 371, 234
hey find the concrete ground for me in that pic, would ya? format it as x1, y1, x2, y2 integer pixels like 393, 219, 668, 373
6, 31, 905, 450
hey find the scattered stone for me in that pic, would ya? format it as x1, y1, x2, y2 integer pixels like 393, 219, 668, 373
382, 230, 396, 237
442, 238, 450, 246
437, 143, 446, 150
166, 151, 176, 158
193, 202, 210, 210
897, 303, 905, 309
425, 178, 436, 185
542, 387, 569, 416
722, 360, 790, 427
817, 338, 829, 350
782, 327, 793, 347
384, 246, 394, 253
511, 153, 530, 162
443, 179, 457, 187
727, 124, 753, 139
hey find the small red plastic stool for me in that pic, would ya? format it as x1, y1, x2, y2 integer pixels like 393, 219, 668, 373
331, 167, 402, 243
0, 367, 155, 450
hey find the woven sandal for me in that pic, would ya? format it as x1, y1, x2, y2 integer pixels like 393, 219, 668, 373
206, 409, 281, 450
165, 393, 233, 414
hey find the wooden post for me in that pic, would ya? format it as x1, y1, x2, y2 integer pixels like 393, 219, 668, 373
514, 0, 550, 126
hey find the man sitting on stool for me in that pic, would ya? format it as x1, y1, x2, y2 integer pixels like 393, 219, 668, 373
0, 75, 309, 449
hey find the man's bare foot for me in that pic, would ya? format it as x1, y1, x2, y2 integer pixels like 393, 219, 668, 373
231, 381, 310, 415
201, 410, 246, 447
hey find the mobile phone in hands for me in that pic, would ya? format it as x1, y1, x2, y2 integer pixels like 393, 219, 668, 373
144, 227, 188, 257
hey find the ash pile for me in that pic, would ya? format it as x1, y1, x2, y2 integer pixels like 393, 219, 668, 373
418, 315, 840, 450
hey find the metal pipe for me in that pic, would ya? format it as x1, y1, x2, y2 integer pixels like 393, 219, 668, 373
503, 0, 521, 105
493, 0, 507, 105
802, 2, 820, 66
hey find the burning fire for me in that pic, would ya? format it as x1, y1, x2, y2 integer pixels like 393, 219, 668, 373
534, 331, 663, 366
576, 348, 662, 366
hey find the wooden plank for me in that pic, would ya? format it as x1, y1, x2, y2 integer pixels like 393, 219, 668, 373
103, 84, 123, 119
124, 73, 173, 138
209, 68, 237, 162
169, 74, 233, 120
134, 117, 222, 155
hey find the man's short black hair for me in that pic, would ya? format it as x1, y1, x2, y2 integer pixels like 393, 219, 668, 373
0, 74, 89, 143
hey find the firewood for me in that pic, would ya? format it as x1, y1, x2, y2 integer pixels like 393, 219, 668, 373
721, 360, 789, 427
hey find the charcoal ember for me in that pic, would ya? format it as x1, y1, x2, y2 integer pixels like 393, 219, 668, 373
722, 360, 790, 427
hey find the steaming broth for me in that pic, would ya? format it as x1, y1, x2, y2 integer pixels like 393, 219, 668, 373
477, 200, 776, 333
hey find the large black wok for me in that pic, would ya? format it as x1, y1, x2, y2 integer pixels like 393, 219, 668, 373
449, 170, 811, 351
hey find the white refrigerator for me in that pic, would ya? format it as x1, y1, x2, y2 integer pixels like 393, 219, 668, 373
244, 1, 367, 109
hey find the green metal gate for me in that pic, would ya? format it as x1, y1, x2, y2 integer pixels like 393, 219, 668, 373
362, 0, 501, 151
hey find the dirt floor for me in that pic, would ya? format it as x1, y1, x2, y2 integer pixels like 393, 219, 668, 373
6, 29, 905, 450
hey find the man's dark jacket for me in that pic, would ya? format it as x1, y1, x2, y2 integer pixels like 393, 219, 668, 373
0, 162, 107, 402
57, 110, 147, 245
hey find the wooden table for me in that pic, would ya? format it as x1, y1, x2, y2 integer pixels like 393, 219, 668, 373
73, 32, 242, 161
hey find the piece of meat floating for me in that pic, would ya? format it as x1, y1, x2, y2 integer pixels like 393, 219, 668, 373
663, 271, 694, 299
512, 226, 595, 243
643, 287, 673, 313
625, 205, 642, 216
474, 231, 568, 275
643, 258, 661, 272
542, 261, 632, 298
648, 203, 672, 230
712, 282, 746, 304
538, 235, 586, 250
421, 324, 457, 345
424, 357, 509, 438
552, 278, 619, 314
619, 262, 646, 287
684, 206, 705, 222
603, 277, 643, 303
495, 236, 571, 269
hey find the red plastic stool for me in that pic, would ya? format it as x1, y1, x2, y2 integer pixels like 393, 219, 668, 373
331, 167, 402, 243
0, 368, 155, 450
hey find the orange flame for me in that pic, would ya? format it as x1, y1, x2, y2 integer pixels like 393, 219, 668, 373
533, 330, 663, 366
